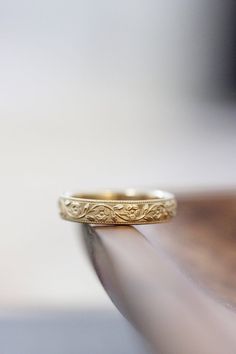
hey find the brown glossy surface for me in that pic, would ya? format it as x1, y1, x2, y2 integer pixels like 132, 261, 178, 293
82, 192, 236, 354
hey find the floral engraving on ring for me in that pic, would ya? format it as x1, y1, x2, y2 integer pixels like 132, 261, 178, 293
62, 199, 176, 224
66, 201, 83, 217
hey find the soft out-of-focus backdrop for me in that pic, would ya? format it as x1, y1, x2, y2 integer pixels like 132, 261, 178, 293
0, 0, 235, 353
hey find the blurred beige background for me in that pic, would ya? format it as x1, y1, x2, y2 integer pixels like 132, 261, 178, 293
0, 0, 235, 314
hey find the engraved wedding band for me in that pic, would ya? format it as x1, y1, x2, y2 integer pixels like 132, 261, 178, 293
59, 189, 177, 225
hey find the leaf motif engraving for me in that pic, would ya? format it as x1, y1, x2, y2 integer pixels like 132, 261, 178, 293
61, 198, 176, 224
86, 215, 96, 222
114, 204, 124, 210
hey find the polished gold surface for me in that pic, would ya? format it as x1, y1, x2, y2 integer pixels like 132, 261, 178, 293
59, 189, 176, 225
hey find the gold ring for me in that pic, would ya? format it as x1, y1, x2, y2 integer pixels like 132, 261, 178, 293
59, 189, 177, 225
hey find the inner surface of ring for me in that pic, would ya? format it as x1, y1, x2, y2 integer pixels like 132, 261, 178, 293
72, 190, 171, 201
